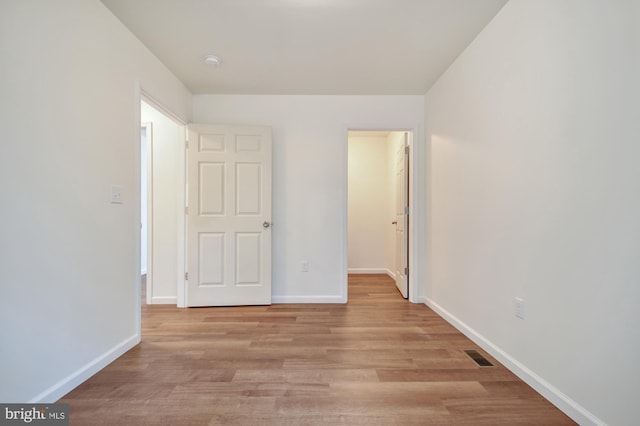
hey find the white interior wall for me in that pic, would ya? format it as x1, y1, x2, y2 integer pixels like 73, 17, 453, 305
0, 0, 191, 402
347, 135, 391, 275
141, 101, 184, 304
425, 1, 639, 425
193, 95, 424, 302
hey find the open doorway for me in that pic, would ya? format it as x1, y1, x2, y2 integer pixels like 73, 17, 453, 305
347, 130, 411, 299
140, 122, 151, 305
139, 98, 186, 306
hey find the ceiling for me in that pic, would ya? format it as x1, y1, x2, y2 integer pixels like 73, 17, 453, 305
101, 0, 508, 95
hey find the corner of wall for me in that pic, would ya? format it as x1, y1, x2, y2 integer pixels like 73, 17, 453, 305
34, 335, 139, 403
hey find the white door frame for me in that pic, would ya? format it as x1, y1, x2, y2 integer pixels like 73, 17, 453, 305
343, 126, 422, 304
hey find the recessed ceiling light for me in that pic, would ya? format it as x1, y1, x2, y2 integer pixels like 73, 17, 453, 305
203, 55, 222, 67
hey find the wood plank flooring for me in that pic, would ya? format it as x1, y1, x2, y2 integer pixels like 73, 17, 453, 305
60, 274, 575, 425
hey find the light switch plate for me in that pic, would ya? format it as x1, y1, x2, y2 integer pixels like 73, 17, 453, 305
515, 297, 525, 319
110, 185, 124, 204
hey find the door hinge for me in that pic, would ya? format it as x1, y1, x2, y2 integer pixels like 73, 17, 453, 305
185, 206, 189, 215
404, 267, 409, 276
185, 140, 189, 149
405, 146, 410, 155
184, 272, 189, 281
404, 206, 409, 215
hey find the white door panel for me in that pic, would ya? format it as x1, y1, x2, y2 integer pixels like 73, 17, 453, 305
395, 133, 409, 298
187, 124, 272, 306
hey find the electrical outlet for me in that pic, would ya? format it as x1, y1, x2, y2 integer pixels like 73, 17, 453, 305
301, 261, 309, 272
515, 297, 525, 319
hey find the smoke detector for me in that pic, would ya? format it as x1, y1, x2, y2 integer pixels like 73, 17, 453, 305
203, 55, 222, 67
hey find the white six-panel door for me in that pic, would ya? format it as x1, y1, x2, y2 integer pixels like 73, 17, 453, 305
394, 134, 409, 298
186, 124, 272, 306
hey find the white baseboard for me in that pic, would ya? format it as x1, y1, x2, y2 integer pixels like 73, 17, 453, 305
30, 334, 139, 403
348, 268, 396, 280
150, 296, 177, 304
348, 268, 387, 274
272, 295, 345, 304
425, 298, 604, 426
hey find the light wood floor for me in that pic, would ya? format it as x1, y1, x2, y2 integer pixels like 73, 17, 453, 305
60, 275, 575, 425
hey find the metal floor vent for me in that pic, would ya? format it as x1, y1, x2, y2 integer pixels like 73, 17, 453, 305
464, 349, 494, 367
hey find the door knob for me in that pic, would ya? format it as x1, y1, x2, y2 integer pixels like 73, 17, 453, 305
263, 221, 271, 228
392, 221, 397, 225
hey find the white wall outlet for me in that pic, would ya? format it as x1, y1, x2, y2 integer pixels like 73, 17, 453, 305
515, 297, 525, 319
301, 261, 309, 272
110, 185, 124, 204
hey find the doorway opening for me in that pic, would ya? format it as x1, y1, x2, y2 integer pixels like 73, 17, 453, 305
139, 98, 186, 307
347, 130, 411, 299
140, 122, 151, 305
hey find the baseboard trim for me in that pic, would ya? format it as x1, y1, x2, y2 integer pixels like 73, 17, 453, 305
272, 295, 345, 304
347, 268, 387, 274
30, 334, 140, 403
150, 296, 177, 304
347, 268, 396, 280
425, 298, 604, 426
